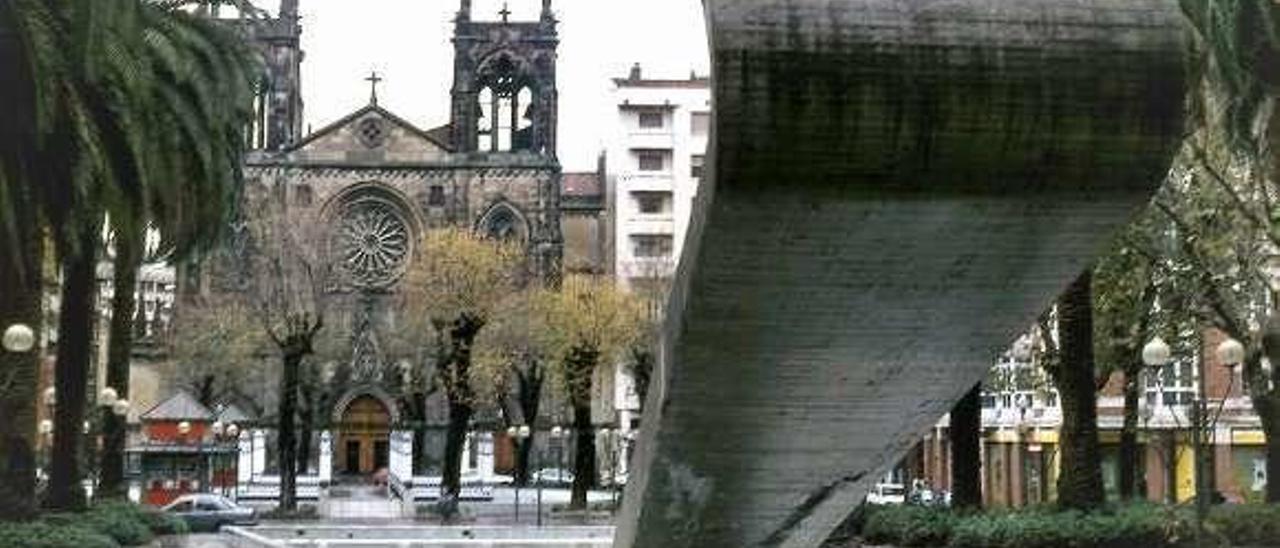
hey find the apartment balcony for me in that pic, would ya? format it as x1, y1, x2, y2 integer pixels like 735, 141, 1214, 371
618, 257, 677, 279
622, 216, 675, 235
625, 130, 675, 150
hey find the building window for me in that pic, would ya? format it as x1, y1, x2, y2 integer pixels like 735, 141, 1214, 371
1145, 358, 1198, 406
294, 184, 313, 207
691, 112, 710, 135
428, 184, 445, 206
632, 234, 673, 258
691, 155, 705, 179
638, 111, 664, 129
633, 191, 670, 214
637, 150, 666, 172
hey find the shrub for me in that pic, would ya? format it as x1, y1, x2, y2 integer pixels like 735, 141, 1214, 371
0, 521, 118, 548
138, 509, 188, 536
862, 505, 956, 547
949, 505, 1172, 548
1207, 504, 1280, 546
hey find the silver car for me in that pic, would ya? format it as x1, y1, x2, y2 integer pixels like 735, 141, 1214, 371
162, 493, 257, 532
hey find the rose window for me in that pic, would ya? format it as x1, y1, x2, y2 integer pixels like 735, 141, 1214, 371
332, 198, 410, 288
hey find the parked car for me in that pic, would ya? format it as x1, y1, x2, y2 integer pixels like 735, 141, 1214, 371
866, 483, 906, 505
531, 467, 574, 487
162, 493, 257, 532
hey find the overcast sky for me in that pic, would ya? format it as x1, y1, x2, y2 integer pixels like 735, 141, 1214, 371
248, 0, 710, 171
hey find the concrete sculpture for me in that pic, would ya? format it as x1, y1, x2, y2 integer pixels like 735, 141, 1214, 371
615, 1, 1188, 546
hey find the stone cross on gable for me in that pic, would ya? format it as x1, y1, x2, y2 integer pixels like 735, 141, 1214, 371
499, 2, 511, 22
365, 71, 383, 106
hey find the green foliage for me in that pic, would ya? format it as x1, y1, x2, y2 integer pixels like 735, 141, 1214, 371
44, 505, 151, 546
0, 521, 117, 548
862, 505, 957, 547
856, 504, 1195, 548
1206, 504, 1280, 546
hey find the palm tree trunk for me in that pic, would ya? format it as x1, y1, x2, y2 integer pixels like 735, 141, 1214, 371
570, 403, 596, 510
515, 360, 542, 486
1053, 270, 1104, 510
1118, 363, 1142, 500
100, 225, 141, 498
48, 223, 101, 511
950, 382, 982, 509
0, 207, 42, 519
277, 349, 301, 511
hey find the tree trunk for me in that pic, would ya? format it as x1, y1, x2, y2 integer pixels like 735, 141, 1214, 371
100, 226, 141, 499
442, 400, 472, 497
0, 202, 42, 519
1118, 363, 1142, 500
950, 382, 982, 509
1053, 270, 1105, 510
277, 349, 302, 512
48, 223, 101, 511
296, 374, 313, 476
514, 360, 542, 486
441, 317, 480, 497
570, 403, 597, 510
1263, 402, 1280, 503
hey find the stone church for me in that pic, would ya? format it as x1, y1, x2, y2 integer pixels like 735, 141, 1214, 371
172, 0, 608, 479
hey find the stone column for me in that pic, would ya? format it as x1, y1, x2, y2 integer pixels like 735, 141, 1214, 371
476, 432, 495, 480
251, 429, 266, 478
390, 430, 413, 480
318, 431, 332, 485
238, 430, 253, 484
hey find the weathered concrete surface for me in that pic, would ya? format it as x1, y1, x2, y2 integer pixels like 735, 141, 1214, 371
615, 1, 1187, 547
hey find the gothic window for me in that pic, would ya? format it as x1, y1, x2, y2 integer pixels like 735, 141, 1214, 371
330, 194, 413, 289
475, 55, 535, 152
480, 204, 525, 241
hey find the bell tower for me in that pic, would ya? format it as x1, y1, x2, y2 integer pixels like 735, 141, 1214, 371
450, 1, 559, 157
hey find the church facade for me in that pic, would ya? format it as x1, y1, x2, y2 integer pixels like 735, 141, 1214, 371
174, 0, 597, 480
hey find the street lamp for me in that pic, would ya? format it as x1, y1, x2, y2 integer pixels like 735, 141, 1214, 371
1142, 335, 1243, 548
507, 425, 530, 524
2, 324, 35, 353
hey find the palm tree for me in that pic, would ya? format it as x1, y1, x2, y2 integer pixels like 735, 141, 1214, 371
0, 0, 257, 509
1049, 270, 1105, 510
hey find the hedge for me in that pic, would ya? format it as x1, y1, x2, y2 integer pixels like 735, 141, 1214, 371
1206, 504, 1280, 546
0, 501, 187, 548
857, 503, 1200, 548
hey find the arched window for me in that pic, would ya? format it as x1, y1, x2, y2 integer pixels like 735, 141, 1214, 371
476, 55, 535, 152
479, 204, 525, 241
478, 87, 494, 151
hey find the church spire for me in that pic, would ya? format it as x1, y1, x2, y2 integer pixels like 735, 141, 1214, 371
280, 0, 299, 20
458, 0, 471, 21
541, 0, 554, 21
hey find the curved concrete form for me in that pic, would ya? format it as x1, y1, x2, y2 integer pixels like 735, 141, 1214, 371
615, 2, 1187, 546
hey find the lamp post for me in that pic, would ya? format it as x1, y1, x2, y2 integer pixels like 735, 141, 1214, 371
550, 425, 565, 487
98, 387, 130, 498
508, 425, 530, 524
177, 421, 192, 495
1142, 335, 1242, 548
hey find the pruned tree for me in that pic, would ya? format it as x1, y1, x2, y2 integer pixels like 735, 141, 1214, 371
402, 228, 523, 497
170, 296, 269, 407
534, 274, 642, 509
239, 189, 327, 512
475, 290, 547, 486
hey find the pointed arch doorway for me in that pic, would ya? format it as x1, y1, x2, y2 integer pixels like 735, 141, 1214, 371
333, 390, 398, 476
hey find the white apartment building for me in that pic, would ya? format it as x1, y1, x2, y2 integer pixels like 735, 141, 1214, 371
605, 65, 710, 450
608, 64, 710, 291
